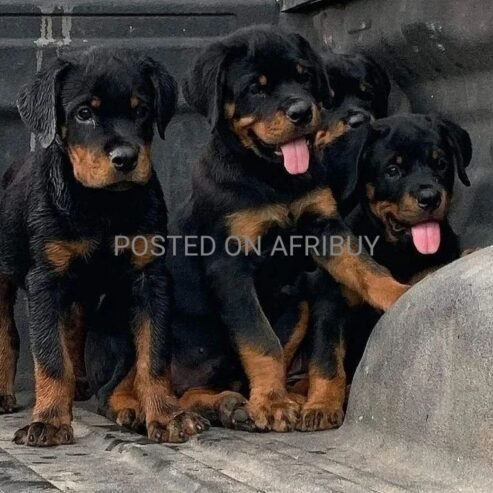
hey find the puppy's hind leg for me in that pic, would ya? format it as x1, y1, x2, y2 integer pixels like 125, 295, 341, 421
105, 367, 144, 431
0, 274, 19, 414
179, 388, 255, 432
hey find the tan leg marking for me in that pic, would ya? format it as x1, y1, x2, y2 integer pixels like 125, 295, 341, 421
238, 345, 300, 432
44, 240, 97, 273
0, 276, 18, 412
298, 344, 346, 431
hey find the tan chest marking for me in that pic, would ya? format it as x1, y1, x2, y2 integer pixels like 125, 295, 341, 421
290, 188, 337, 221
227, 204, 291, 251
226, 189, 338, 252
45, 240, 97, 273
113, 234, 161, 269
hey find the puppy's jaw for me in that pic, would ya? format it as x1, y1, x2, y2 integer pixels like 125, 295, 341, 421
366, 184, 451, 243
224, 103, 322, 160
68, 144, 152, 189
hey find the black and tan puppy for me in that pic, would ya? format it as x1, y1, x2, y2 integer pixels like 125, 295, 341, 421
308, 114, 472, 405
164, 26, 408, 433
0, 48, 207, 446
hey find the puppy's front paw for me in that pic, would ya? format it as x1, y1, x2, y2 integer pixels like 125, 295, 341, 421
115, 408, 145, 432
217, 391, 255, 432
297, 402, 344, 432
147, 412, 210, 443
13, 422, 74, 447
249, 393, 300, 432
372, 280, 409, 312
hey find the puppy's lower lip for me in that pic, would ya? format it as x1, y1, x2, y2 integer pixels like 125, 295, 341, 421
388, 216, 406, 232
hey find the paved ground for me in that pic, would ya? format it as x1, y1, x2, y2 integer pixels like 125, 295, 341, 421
0, 400, 490, 493
0, 402, 380, 493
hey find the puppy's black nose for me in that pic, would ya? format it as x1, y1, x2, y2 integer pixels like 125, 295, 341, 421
110, 145, 139, 173
286, 101, 313, 126
416, 189, 442, 211
347, 110, 372, 128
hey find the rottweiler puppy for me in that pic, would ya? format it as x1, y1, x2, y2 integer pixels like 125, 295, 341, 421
167, 26, 408, 433
305, 114, 472, 415
0, 48, 207, 446
323, 51, 390, 128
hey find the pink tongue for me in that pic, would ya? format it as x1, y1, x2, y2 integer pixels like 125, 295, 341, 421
411, 222, 441, 255
280, 138, 310, 175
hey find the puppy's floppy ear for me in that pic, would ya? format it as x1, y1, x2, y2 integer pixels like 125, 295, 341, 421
434, 116, 472, 186
17, 58, 70, 149
141, 57, 178, 140
182, 42, 228, 131
325, 124, 371, 213
288, 33, 333, 108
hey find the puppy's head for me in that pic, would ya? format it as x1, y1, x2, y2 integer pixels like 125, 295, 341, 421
345, 115, 471, 253
183, 26, 333, 175
324, 52, 390, 129
17, 49, 177, 190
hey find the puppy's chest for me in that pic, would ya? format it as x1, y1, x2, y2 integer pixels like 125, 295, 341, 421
225, 188, 337, 250
43, 233, 160, 276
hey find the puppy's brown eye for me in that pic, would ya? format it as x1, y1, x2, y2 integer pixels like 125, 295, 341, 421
385, 164, 402, 179
75, 106, 93, 122
135, 104, 150, 119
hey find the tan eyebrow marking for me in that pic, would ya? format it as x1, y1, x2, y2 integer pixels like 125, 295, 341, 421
296, 64, 307, 75
396, 155, 403, 164
130, 95, 140, 109
89, 97, 101, 109
258, 75, 268, 86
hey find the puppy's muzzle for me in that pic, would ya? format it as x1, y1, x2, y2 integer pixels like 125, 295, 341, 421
109, 145, 139, 174
286, 100, 313, 127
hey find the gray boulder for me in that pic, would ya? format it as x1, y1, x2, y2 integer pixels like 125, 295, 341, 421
341, 246, 493, 491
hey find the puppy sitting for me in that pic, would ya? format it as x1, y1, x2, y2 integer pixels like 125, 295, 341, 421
306, 114, 472, 417
168, 26, 408, 434
0, 49, 207, 446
